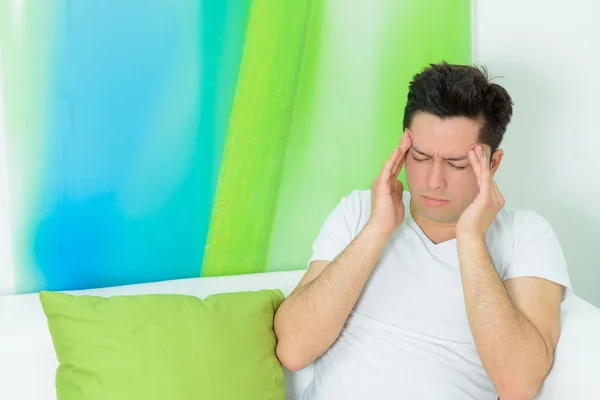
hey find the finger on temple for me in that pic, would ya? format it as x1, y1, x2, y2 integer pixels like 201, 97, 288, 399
400, 132, 412, 151
392, 136, 411, 175
391, 151, 406, 177
468, 149, 481, 181
479, 147, 491, 175
380, 146, 401, 181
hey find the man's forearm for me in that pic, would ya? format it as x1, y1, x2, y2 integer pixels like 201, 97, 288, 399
457, 237, 552, 399
274, 223, 391, 371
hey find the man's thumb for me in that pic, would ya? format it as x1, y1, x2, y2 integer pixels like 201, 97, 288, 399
395, 179, 404, 193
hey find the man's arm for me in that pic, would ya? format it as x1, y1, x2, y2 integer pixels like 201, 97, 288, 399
274, 133, 412, 372
274, 223, 392, 372
455, 145, 565, 399
457, 237, 563, 400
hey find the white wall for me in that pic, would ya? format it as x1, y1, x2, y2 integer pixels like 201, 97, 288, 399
472, 0, 600, 306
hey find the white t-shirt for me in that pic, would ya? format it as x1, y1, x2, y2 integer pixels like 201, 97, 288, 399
303, 190, 572, 400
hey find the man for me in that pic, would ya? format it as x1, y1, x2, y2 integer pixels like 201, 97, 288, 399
273, 62, 571, 400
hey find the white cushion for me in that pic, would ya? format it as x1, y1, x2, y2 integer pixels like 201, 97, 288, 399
536, 294, 600, 399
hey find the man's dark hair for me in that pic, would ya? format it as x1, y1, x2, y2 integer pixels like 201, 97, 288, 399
403, 62, 514, 154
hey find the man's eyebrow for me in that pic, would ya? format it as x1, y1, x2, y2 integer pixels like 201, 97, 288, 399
446, 154, 469, 162
410, 146, 469, 162
410, 146, 430, 157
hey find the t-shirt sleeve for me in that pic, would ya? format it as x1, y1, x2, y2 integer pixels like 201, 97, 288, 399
502, 211, 572, 299
308, 192, 360, 266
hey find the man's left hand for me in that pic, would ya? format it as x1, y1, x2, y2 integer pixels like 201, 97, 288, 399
456, 145, 505, 241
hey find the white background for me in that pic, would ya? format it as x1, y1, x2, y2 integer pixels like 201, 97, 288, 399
472, 0, 600, 306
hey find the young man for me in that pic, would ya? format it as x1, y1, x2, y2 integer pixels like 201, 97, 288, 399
273, 62, 571, 400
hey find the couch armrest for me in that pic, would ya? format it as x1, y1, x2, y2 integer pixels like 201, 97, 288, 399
536, 294, 600, 399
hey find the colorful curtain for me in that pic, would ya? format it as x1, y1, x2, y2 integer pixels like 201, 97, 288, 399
0, 0, 470, 295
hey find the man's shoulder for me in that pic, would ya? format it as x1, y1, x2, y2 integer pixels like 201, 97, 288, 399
342, 188, 371, 202
493, 205, 556, 240
333, 189, 372, 236
336, 189, 372, 214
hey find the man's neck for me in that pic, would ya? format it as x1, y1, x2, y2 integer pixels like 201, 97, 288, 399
409, 199, 457, 245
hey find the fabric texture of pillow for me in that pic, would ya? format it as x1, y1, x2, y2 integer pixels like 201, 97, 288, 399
39, 288, 285, 400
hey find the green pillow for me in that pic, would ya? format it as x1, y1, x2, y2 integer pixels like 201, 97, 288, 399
39, 288, 286, 400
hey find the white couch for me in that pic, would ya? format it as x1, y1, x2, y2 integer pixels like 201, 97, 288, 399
1, 270, 599, 399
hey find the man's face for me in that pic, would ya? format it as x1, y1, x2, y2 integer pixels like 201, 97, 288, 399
404, 113, 503, 224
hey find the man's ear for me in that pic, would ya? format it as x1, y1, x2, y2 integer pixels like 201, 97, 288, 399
490, 149, 504, 175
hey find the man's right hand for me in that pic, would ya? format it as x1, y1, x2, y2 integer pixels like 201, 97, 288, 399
275, 134, 412, 371
368, 132, 412, 236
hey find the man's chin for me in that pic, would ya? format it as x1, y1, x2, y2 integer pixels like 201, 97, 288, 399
415, 204, 460, 224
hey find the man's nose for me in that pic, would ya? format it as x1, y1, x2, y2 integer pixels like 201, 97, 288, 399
427, 161, 447, 192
